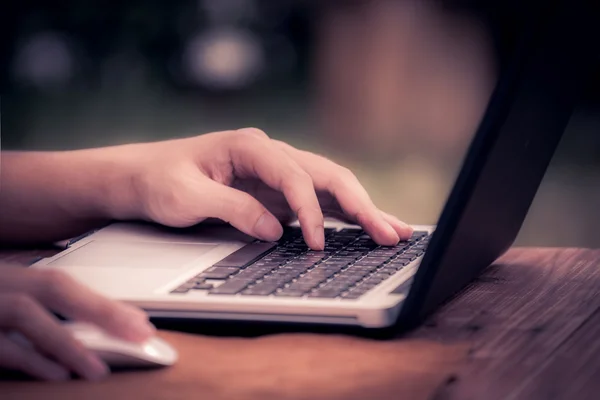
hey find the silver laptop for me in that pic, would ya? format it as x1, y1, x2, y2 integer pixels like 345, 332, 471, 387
30, 0, 592, 329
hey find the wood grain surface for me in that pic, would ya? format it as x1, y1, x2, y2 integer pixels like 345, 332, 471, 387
417, 248, 600, 400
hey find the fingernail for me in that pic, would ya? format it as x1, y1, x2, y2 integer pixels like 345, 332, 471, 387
83, 355, 109, 381
313, 226, 325, 250
254, 213, 283, 241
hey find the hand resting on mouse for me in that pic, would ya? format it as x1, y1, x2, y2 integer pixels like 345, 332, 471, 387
0, 263, 156, 381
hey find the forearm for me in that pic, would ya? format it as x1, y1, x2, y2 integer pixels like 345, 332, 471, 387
0, 148, 140, 245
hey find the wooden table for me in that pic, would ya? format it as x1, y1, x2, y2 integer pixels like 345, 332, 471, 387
1, 247, 600, 400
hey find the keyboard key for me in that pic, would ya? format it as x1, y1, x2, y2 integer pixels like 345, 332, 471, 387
369, 249, 399, 257
321, 266, 346, 275
305, 270, 337, 281
296, 253, 326, 260
385, 264, 407, 272
278, 268, 310, 278
332, 275, 364, 285
236, 266, 277, 278
412, 231, 429, 237
333, 250, 363, 257
260, 257, 288, 265
319, 282, 351, 291
354, 259, 386, 267
246, 261, 272, 268
355, 238, 378, 246
241, 283, 280, 296
281, 227, 303, 238
288, 241, 309, 248
388, 258, 410, 266
372, 271, 393, 280
321, 260, 352, 268
213, 242, 277, 268
200, 266, 240, 279
285, 260, 317, 269
273, 269, 304, 277
274, 290, 307, 297
362, 276, 385, 285
363, 256, 390, 263
179, 281, 196, 289
393, 245, 410, 253
308, 289, 341, 298
261, 277, 294, 287
295, 277, 329, 287
286, 282, 320, 291
170, 287, 189, 294
193, 283, 214, 290
338, 228, 362, 235
208, 279, 251, 295
340, 292, 362, 299
396, 253, 417, 261
379, 267, 399, 275
356, 282, 379, 290
328, 237, 355, 245
345, 264, 378, 273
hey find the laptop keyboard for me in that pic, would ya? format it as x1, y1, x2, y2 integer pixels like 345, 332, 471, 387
171, 228, 430, 300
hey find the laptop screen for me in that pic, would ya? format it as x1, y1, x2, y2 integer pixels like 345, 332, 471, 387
396, 0, 597, 325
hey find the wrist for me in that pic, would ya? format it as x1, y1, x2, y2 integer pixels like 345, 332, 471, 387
89, 145, 146, 222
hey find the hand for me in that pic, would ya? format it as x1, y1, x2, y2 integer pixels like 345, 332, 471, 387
116, 128, 412, 250
0, 263, 155, 381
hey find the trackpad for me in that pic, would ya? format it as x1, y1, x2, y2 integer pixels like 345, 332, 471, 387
48, 241, 218, 269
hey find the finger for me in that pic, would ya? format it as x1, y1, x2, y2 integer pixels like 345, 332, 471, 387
320, 202, 413, 240
0, 268, 155, 343
0, 333, 70, 381
228, 130, 325, 249
275, 141, 406, 244
196, 180, 284, 242
321, 207, 413, 242
0, 293, 108, 381
381, 211, 413, 239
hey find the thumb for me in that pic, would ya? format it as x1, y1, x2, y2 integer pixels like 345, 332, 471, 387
202, 181, 283, 242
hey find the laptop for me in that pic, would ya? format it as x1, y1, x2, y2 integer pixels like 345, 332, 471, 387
31, 0, 594, 330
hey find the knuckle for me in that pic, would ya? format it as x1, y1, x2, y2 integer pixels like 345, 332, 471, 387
339, 166, 356, 179
220, 130, 244, 146
285, 168, 312, 188
298, 170, 313, 185
227, 130, 264, 153
237, 127, 269, 140
333, 166, 357, 186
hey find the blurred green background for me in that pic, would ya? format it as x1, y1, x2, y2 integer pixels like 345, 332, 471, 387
2, 0, 599, 247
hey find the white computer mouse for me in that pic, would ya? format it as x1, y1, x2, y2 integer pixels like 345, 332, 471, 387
63, 322, 178, 368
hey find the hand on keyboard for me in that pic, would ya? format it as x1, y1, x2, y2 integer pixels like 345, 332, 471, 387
121, 129, 412, 250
